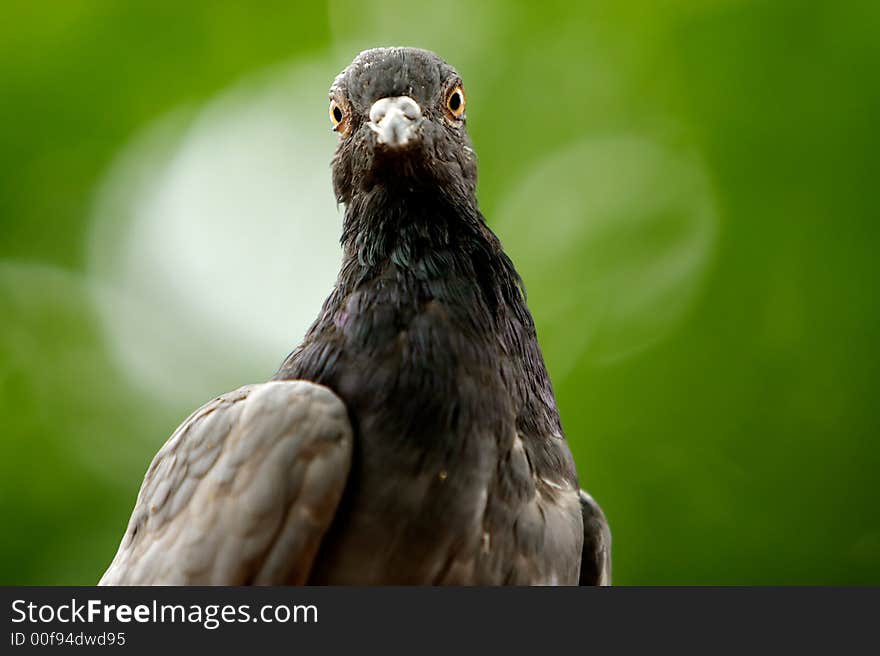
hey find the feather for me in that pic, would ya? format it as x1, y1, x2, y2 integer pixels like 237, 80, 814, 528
100, 382, 351, 585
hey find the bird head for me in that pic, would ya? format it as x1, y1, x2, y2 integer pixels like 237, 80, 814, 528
328, 47, 477, 205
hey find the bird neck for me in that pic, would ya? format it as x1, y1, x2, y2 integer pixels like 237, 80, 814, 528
341, 185, 473, 262
276, 184, 563, 440
338, 186, 528, 325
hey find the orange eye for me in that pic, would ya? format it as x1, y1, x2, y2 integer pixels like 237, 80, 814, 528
329, 99, 344, 130
446, 85, 466, 119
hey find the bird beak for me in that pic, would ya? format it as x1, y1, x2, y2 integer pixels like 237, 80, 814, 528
368, 96, 423, 149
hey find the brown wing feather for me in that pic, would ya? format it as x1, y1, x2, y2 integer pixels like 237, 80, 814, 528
99, 381, 352, 585
578, 490, 612, 586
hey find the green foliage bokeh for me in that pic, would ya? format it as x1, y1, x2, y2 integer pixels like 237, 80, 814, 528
1, 1, 878, 584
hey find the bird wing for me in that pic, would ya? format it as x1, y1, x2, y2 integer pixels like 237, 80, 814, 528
578, 490, 612, 585
99, 380, 352, 585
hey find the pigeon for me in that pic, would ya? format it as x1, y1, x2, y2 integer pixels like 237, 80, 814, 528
100, 47, 611, 586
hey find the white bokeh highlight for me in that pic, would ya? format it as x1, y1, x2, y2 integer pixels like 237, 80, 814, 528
494, 135, 718, 377
90, 60, 343, 407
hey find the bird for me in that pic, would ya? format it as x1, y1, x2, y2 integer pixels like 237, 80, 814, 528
99, 47, 611, 586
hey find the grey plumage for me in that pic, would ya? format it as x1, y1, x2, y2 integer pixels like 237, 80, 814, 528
100, 382, 351, 585
578, 491, 612, 586
101, 47, 610, 586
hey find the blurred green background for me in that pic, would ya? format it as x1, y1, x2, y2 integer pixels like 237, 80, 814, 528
1, 1, 878, 585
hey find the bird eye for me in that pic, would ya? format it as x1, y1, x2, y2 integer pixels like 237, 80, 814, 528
446, 85, 466, 119
329, 99, 345, 130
